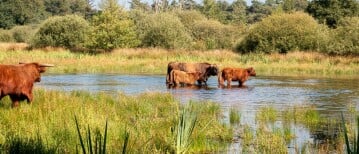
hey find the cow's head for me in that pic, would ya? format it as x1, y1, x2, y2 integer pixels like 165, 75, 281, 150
19, 62, 54, 82
206, 64, 219, 76
246, 67, 256, 76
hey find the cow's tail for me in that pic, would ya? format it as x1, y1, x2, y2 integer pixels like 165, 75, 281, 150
218, 70, 224, 87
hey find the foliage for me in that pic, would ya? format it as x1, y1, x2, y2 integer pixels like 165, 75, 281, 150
10, 25, 37, 43
0, 0, 47, 29
134, 12, 192, 49
0, 29, 13, 42
175, 104, 198, 154
236, 12, 327, 53
74, 115, 110, 154
307, 0, 359, 28
324, 17, 359, 55
3, 134, 57, 153
0, 90, 231, 153
341, 112, 359, 154
191, 19, 241, 50
86, 0, 140, 51
31, 15, 89, 48
174, 10, 207, 30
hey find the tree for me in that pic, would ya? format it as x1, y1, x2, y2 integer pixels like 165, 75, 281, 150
228, 0, 248, 25
307, 0, 359, 28
0, 0, 47, 29
246, 0, 272, 24
86, 0, 140, 50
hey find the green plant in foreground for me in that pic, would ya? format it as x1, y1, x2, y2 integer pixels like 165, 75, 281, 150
341, 112, 359, 154
229, 108, 241, 124
75, 115, 111, 154
175, 104, 198, 154
4, 133, 56, 154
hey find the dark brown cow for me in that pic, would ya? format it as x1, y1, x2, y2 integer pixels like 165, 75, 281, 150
0, 62, 53, 107
169, 70, 201, 87
218, 67, 256, 88
166, 62, 218, 85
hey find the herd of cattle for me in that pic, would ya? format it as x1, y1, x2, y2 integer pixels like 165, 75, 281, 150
0, 62, 255, 108
166, 62, 256, 88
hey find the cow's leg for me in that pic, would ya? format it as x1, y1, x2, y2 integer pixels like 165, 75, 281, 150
238, 81, 243, 87
227, 78, 232, 88
9, 95, 20, 108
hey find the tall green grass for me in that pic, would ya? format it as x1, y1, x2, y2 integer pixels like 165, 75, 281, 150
0, 89, 232, 153
341, 112, 359, 154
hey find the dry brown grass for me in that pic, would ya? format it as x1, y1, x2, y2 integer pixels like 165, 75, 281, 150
0, 43, 358, 76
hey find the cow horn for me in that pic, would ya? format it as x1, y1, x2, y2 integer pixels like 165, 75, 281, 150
39, 63, 54, 67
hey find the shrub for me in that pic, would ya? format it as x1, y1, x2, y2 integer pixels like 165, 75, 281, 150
236, 12, 327, 53
191, 19, 241, 50
175, 10, 207, 30
86, 1, 140, 51
324, 17, 359, 55
134, 12, 192, 49
0, 29, 13, 42
10, 25, 37, 43
31, 15, 89, 48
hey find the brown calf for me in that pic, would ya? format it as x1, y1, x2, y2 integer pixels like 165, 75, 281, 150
218, 67, 256, 88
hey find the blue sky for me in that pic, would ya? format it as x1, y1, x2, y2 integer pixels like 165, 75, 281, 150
94, 0, 264, 9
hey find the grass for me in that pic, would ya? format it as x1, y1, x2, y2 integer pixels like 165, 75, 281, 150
0, 89, 232, 153
0, 43, 358, 77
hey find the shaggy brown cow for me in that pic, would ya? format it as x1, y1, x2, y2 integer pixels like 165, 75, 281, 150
0, 62, 53, 107
218, 67, 256, 88
166, 62, 218, 85
169, 70, 202, 87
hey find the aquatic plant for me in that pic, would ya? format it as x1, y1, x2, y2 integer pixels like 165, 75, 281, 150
341, 112, 359, 154
175, 104, 198, 154
229, 107, 241, 124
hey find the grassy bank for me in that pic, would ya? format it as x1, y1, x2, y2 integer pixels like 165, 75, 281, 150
0, 89, 232, 153
0, 43, 358, 77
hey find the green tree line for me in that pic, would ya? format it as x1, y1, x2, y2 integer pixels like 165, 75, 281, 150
0, 0, 358, 55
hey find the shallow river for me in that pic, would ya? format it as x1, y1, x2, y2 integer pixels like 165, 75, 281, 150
38, 74, 358, 152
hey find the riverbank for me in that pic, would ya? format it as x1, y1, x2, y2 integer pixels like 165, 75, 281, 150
0, 43, 358, 77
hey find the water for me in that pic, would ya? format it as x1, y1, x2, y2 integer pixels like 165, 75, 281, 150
37, 74, 359, 152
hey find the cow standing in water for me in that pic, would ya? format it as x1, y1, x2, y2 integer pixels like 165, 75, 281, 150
168, 70, 202, 87
0, 62, 53, 107
218, 67, 256, 88
166, 62, 219, 86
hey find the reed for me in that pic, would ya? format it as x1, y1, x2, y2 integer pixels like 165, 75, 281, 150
229, 107, 241, 124
341, 112, 359, 154
175, 104, 198, 154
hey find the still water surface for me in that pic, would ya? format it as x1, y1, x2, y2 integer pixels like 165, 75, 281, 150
38, 74, 358, 152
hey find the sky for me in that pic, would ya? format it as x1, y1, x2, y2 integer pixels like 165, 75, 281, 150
93, 0, 264, 9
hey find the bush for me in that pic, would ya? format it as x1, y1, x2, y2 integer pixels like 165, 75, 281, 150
134, 12, 192, 49
0, 29, 13, 42
31, 15, 89, 48
236, 12, 327, 53
86, 2, 140, 51
175, 10, 207, 30
10, 25, 37, 43
324, 17, 359, 55
191, 19, 241, 50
